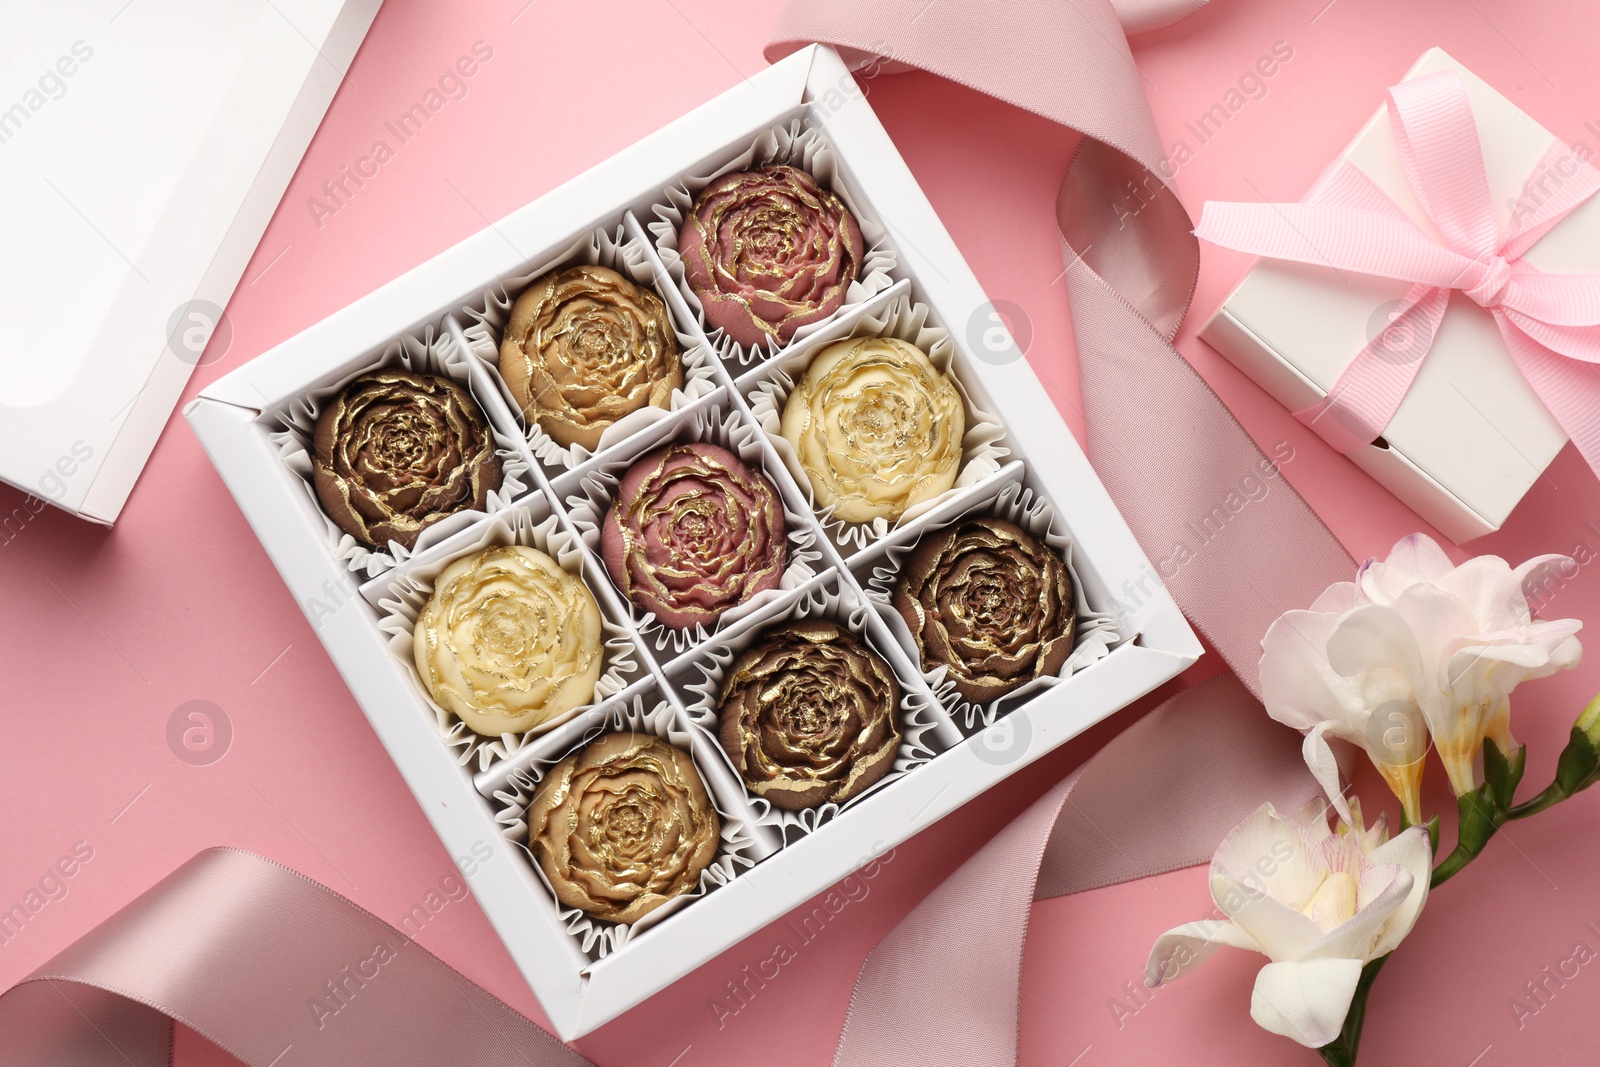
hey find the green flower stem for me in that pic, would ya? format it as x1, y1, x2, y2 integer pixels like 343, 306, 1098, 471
1507, 782, 1569, 820
1317, 956, 1389, 1067
1431, 788, 1502, 888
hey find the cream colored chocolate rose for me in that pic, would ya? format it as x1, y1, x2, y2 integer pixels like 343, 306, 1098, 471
413, 544, 603, 736
779, 337, 965, 524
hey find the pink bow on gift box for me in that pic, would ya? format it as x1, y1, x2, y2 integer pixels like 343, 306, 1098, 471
1197, 69, 1600, 471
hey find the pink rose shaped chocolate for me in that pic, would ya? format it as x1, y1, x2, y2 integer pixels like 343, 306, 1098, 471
601, 442, 786, 630
678, 165, 864, 350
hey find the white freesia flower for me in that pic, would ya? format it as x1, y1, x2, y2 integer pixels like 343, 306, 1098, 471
1147, 800, 1430, 1049
1261, 534, 1582, 817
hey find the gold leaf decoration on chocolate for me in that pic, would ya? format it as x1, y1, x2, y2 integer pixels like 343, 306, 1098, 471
413, 545, 603, 737
600, 442, 787, 631
499, 264, 683, 452
312, 369, 502, 550
679, 164, 864, 349
527, 733, 721, 924
780, 336, 965, 524
717, 620, 900, 810
894, 516, 1076, 704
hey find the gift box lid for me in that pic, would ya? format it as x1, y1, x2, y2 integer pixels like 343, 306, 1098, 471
1202, 48, 1596, 543
0, 0, 381, 524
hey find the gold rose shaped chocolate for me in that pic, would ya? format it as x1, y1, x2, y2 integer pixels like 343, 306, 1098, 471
780, 337, 965, 524
679, 164, 864, 349
413, 545, 604, 736
499, 265, 683, 451
527, 733, 721, 924
312, 369, 503, 550
894, 516, 1076, 703
717, 620, 901, 810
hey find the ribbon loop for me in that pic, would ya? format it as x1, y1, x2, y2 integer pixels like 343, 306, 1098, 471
1385, 71, 1500, 257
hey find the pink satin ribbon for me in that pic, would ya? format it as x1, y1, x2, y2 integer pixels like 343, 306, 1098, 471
1, 4, 1365, 1064
0, 848, 595, 1067
831, 675, 1322, 1067
1197, 69, 1600, 463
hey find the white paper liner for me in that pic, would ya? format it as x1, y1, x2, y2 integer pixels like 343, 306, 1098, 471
864, 478, 1121, 733
563, 398, 825, 660
459, 221, 721, 473
490, 692, 762, 962
265, 327, 533, 579
679, 570, 948, 844
746, 295, 1009, 553
648, 117, 899, 368
373, 506, 645, 771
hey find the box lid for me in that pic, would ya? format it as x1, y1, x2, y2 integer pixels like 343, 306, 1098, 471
0, 0, 381, 522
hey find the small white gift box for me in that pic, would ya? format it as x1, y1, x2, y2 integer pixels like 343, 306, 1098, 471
1202, 48, 1600, 543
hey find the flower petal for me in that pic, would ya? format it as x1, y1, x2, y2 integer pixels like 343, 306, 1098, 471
1360, 533, 1455, 605
1305, 865, 1412, 961
1515, 553, 1575, 615
1146, 920, 1261, 987
1262, 610, 1372, 733
1302, 723, 1353, 824
1250, 958, 1364, 1048
1435, 553, 1533, 630
1311, 581, 1364, 613
1365, 826, 1432, 957
1211, 804, 1327, 916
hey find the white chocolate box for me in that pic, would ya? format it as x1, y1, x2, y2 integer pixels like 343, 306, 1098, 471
186, 45, 1200, 1040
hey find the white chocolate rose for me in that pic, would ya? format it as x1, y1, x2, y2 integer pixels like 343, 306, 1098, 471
413, 544, 603, 736
779, 337, 965, 524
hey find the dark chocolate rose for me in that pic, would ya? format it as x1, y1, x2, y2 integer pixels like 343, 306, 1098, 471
718, 620, 900, 810
678, 165, 864, 350
894, 516, 1076, 703
527, 733, 721, 924
312, 369, 502, 550
500, 265, 683, 451
600, 442, 787, 631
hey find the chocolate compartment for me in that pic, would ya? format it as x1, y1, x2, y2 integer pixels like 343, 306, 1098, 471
647, 114, 902, 373
263, 325, 535, 580
486, 681, 775, 963
558, 388, 825, 666
736, 289, 1012, 554
455, 216, 722, 479
365, 492, 650, 772
662, 567, 962, 845
849, 463, 1124, 733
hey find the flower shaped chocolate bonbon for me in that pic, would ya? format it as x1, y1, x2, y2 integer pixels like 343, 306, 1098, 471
894, 516, 1076, 704
717, 620, 901, 810
500, 264, 683, 451
600, 442, 787, 631
780, 336, 965, 524
312, 369, 502, 550
527, 733, 721, 924
679, 164, 864, 349
413, 545, 603, 737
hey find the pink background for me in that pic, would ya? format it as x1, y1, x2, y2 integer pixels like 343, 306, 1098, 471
4, 0, 1599, 1063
